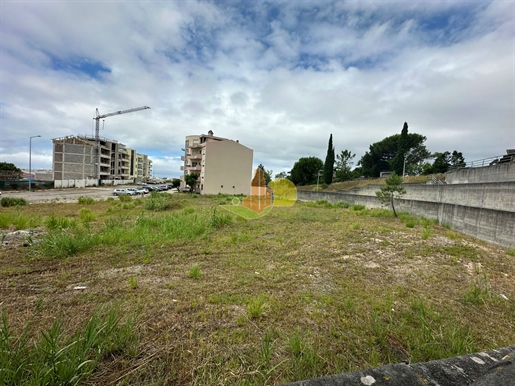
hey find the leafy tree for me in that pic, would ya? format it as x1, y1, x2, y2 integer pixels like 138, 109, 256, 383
0, 162, 23, 180
323, 134, 335, 184
358, 131, 430, 177
184, 173, 199, 192
449, 150, 466, 168
334, 149, 355, 182
376, 172, 406, 217
275, 171, 288, 179
425, 150, 466, 174
290, 157, 324, 186
257, 164, 272, 185
172, 178, 181, 189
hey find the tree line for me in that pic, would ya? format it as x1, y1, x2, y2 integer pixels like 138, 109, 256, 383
270, 122, 466, 186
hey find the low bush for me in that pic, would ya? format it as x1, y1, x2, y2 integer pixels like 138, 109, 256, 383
1, 197, 27, 207
77, 196, 95, 205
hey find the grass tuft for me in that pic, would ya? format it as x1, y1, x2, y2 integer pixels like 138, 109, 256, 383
188, 264, 202, 279
77, 196, 95, 205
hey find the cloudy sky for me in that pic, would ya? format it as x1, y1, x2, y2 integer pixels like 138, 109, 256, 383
1, 0, 514, 178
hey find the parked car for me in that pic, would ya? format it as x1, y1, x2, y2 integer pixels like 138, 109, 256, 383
113, 188, 136, 196
135, 187, 149, 195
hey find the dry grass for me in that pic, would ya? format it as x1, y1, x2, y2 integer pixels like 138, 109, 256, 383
1, 194, 514, 385
298, 174, 446, 192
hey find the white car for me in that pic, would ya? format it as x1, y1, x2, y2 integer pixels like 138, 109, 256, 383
113, 188, 136, 196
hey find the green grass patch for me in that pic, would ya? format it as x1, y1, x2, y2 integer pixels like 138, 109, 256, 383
0, 305, 138, 386
0, 211, 40, 230
2, 194, 513, 386
1, 197, 27, 207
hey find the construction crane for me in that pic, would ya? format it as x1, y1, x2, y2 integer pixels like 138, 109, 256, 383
93, 106, 150, 180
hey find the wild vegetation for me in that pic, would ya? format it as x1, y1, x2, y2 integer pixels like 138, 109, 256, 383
1, 193, 514, 385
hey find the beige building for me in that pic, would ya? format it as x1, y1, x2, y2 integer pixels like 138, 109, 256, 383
180, 131, 253, 195
127, 149, 152, 182
53, 135, 150, 181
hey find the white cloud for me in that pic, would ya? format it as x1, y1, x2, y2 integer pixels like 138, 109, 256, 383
1, 1, 513, 178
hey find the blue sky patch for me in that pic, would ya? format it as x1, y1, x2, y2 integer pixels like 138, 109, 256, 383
50, 55, 111, 79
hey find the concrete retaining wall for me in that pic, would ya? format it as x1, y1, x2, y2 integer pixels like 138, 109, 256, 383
297, 182, 515, 247
282, 346, 515, 386
446, 161, 515, 184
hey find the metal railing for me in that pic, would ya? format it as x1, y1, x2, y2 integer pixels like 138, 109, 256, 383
449, 154, 509, 170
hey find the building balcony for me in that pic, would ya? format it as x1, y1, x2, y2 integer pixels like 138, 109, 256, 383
100, 162, 110, 167
186, 165, 201, 171
189, 154, 202, 160
189, 143, 202, 149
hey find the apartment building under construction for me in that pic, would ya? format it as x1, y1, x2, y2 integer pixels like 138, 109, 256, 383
53, 135, 151, 181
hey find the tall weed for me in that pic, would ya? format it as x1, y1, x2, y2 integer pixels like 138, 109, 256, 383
0, 306, 139, 386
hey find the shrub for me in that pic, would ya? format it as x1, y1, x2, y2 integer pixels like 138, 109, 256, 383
77, 196, 95, 205
1, 197, 27, 207
352, 204, 365, 211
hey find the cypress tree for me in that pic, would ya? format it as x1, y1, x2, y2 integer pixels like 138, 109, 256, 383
392, 122, 409, 176
323, 134, 335, 184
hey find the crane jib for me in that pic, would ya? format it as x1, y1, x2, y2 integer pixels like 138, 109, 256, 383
92, 105, 151, 180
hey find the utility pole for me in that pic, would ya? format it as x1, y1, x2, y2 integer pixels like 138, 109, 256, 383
29, 135, 41, 192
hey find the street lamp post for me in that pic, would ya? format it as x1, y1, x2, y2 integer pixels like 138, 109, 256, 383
29, 135, 41, 192
316, 169, 323, 191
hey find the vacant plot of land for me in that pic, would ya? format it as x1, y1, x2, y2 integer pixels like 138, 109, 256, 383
1, 193, 514, 385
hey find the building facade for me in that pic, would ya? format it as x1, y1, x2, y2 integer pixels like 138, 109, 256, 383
127, 149, 152, 182
180, 131, 253, 195
53, 135, 151, 181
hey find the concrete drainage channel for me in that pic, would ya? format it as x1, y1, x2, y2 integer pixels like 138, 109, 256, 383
280, 346, 515, 386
